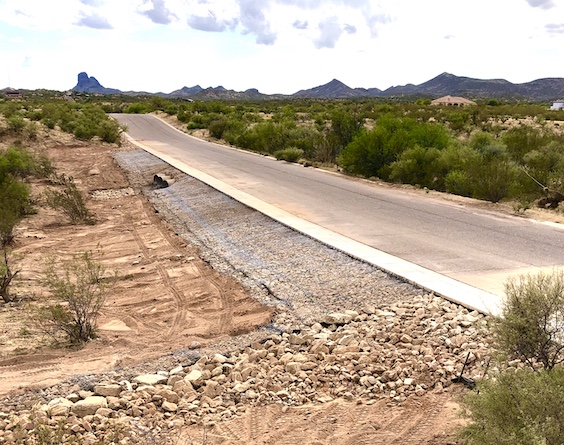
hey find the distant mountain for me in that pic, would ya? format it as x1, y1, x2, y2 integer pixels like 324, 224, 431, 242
67, 72, 564, 101
188, 86, 274, 101
72, 72, 121, 94
164, 85, 204, 98
383, 72, 520, 99
295, 73, 564, 101
294, 79, 373, 98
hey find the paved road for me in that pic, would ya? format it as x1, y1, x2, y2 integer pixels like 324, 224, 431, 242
113, 114, 564, 297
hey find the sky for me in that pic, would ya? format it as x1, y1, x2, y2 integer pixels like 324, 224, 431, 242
0, 0, 563, 95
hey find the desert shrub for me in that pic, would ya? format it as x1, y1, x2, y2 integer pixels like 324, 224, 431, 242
338, 116, 452, 179
125, 103, 149, 114
5, 114, 26, 133
460, 367, 564, 445
444, 169, 474, 197
236, 120, 307, 154
502, 125, 549, 162
445, 111, 470, 132
0, 146, 36, 179
1, 248, 20, 303
177, 110, 192, 123
314, 131, 341, 164
328, 109, 364, 153
41, 250, 114, 345
208, 117, 229, 139
388, 146, 442, 188
467, 140, 518, 203
274, 147, 304, 162
0, 176, 31, 246
72, 123, 96, 140
491, 269, 564, 370
186, 114, 206, 130
97, 119, 122, 144
44, 174, 94, 225
471, 157, 518, 203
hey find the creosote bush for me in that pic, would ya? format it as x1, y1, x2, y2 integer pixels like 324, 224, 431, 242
492, 269, 564, 370
41, 249, 114, 345
460, 367, 564, 445
460, 269, 564, 445
274, 147, 304, 163
44, 174, 95, 225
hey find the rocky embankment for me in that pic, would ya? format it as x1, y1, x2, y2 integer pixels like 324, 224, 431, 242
0, 294, 489, 444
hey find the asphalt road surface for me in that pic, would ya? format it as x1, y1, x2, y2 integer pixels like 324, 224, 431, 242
113, 114, 564, 296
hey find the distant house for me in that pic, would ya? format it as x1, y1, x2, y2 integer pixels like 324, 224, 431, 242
550, 101, 564, 110
431, 95, 476, 107
2, 88, 23, 99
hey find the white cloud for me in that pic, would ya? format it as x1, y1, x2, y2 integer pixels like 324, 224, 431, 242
314, 17, 342, 48
140, 0, 178, 25
75, 12, 113, 29
80, 0, 104, 6
237, 0, 277, 45
189, 11, 237, 32
546, 23, 564, 34
293, 19, 308, 29
526, 0, 556, 10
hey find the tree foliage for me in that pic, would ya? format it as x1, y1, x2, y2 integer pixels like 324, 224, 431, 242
492, 269, 564, 370
461, 367, 564, 445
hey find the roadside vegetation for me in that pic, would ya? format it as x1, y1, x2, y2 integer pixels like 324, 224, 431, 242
117, 96, 564, 210
1, 91, 563, 441
460, 269, 564, 445
0, 96, 120, 347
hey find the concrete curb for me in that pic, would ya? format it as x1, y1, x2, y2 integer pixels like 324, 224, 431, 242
123, 132, 503, 316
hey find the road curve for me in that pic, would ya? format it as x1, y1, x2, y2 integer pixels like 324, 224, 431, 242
113, 113, 564, 310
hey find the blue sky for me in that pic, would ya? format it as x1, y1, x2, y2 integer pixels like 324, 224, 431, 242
0, 0, 563, 95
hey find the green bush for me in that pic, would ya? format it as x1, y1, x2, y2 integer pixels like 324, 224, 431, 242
274, 147, 304, 162
389, 146, 442, 188
460, 367, 564, 445
97, 119, 122, 144
339, 116, 452, 179
125, 103, 149, 114
445, 169, 474, 197
41, 250, 114, 345
0, 176, 31, 246
44, 174, 94, 225
492, 269, 564, 370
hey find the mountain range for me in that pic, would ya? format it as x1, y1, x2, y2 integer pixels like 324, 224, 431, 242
72, 72, 564, 102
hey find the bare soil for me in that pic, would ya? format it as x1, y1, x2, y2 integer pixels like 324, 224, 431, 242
0, 133, 272, 395
0, 128, 473, 443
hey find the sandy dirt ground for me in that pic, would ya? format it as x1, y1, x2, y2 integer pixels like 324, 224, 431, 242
0, 128, 478, 444
0, 134, 273, 395
179, 390, 467, 445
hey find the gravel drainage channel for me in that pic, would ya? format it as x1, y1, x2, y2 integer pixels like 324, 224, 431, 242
114, 149, 426, 330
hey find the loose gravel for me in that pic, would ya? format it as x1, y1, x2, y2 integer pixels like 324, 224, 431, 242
113, 149, 426, 330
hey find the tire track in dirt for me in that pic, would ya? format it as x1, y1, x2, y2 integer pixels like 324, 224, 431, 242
189, 395, 462, 445
145, 199, 234, 334
130, 224, 187, 338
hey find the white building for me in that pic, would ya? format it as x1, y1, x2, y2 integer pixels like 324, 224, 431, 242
550, 101, 564, 110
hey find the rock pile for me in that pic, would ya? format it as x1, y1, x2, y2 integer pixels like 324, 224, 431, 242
0, 295, 491, 444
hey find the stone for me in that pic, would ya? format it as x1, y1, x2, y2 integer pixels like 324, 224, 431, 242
72, 397, 108, 417
184, 370, 205, 389
321, 313, 352, 325
133, 374, 168, 386
94, 384, 122, 397
162, 401, 178, 412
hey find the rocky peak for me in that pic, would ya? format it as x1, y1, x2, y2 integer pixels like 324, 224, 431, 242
72, 72, 120, 94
